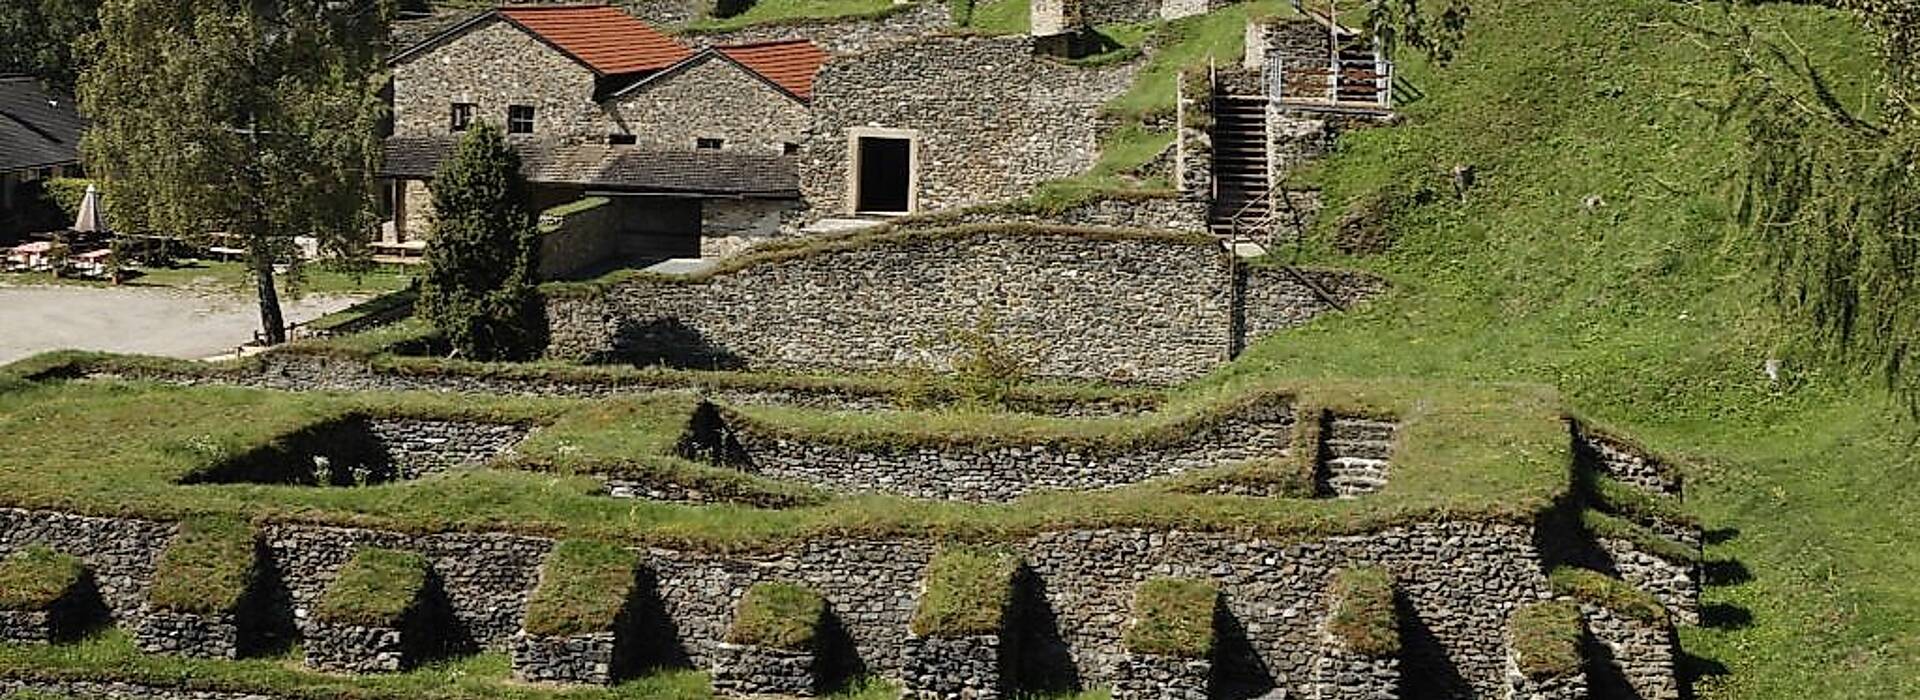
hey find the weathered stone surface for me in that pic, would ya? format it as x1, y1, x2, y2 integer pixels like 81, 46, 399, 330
134, 609, 242, 659
1310, 640, 1399, 700
1597, 538, 1699, 625
900, 634, 1004, 699
687, 2, 955, 56
304, 621, 410, 674
710, 642, 818, 696
0, 679, 277, 699
1572, 428, 1682, 497
1580, 603, 1679, 700
605, 53, 808, 154
0, 609, 54, 644
0, 508, 174, 622
1504, 654, 1588, 700
511, 631, 620, 685
701, 396, 1295, 501
392, 18, 605, 144
1109, 652, 1211, 700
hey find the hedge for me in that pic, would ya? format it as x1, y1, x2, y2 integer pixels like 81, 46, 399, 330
0, 546, 84, 611
1509, 601, 1584, 679
147, 516, 258, 615
314, 548, 429, 627
1327, 567, 1399, 657
521, 540, 640, 638
1547, 567, 1668, 623
909, 546, 1020, 637
725, 582, 824, 651
1122, 578, 1218, 659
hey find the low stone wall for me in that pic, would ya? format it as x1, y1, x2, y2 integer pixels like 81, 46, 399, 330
1109, 652, 1210, 700
545, 228, 1376, 384
1597, 538, 1698, 625
710, 642, 818, 696
304, 621, 411, 674
0, 509, 174, 622
511, 631, 621, 685
195, 417, 528, 486
1579, 604, 1678, 700
365, 418, 529, 477
900, 633, 1006, 699
0, 609, 54, 644
0, 679, 275, 700
1504, 656, 1588, 700
891, 195, 1209, 235
687, 1, 955, 56
134, 609, 241, 659
1239, 266, 1388, 349
1310, 647, 1399, 700
1573, 428, 1682, 497
703, 397, 1294, 501
538, 200, 621, 281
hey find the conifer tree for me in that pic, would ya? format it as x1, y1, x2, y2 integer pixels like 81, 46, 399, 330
417, 122, 543, 360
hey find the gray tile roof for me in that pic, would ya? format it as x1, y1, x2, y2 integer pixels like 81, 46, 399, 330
382, 136, 800, 197
0, 77, 84, 172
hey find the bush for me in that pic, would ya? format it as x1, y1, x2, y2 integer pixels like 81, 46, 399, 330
1327, 567, 1399, 657
1509, 601, 1584, 680
909, 546, 1020, 637
315, 548, 428, 627
418, 122, 543, 361
1123, 578, 1219, 659
148, 516, 258, 615
726, 582, 824, 651
0, 546, 85, 611
521, 540, 640, 638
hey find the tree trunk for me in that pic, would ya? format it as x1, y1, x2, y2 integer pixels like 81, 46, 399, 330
252, 248, 287, 345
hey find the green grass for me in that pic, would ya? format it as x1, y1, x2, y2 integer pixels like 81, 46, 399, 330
1218, 0, 1918, 693
962, 0, 1027, 34
908, 546, 1020, 637
1121, 578, 1217, 659
1102, 1, 1295, 120
1547, 567, 1666, 623
681, 0, 906, 32
1508, 601, 1583, 680
314, 548, 429, 628
1326, 567, 1398, 657
521, 540, 640, 638
146, 516, 257, 615
0, 547, 84, 611
725, 583, 823, 651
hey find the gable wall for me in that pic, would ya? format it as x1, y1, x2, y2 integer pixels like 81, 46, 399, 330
392, 19, 611, 144
605, 56, 809, 154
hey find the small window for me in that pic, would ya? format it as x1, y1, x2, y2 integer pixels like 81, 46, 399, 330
782, 142, 801, 156
608, 133, 637, 145
696, 137, 724, 150
507, 105, 535, 134
449, 103, 476, 132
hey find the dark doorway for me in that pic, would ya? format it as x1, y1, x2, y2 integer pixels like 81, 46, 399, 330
855, 136, 912, 213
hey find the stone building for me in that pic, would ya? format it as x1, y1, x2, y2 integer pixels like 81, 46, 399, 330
381, 5, 826, 263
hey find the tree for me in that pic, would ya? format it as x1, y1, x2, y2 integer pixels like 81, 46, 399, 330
0, 0, 101, 90
417, 122, 543, 360
1724, 1, 1920, 409
77, 0, 390, 345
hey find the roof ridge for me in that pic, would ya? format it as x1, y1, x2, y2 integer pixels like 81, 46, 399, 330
716, 38, 818, 49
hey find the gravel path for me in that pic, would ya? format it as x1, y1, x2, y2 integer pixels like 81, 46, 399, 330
0, 284, 369, 364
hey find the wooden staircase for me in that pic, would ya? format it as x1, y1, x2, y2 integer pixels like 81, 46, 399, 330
1208, 94, 1273, 241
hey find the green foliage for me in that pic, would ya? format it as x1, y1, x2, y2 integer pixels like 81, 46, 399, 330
726, 582, 824, 651
418, 123, 544, 361
0, 546, 84, 611
148, 516, 257, 615
1547, 567, 1665, 623
79, 0, 390, 343
909, 546, 1019, 637
1508, 601, 1583, 680
0, 0, 99, 89
1327, 567, 1399, 657
315, 548, 429, 627
1122, 578, 1218, 658
964, 0, 1028, 34
941, 310, 1032, 409
947, 0, 975, 26
41, 179, 94, 222
522, 540, 640, 638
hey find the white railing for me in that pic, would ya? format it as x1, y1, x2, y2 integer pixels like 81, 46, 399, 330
1265, 49, 1393, 110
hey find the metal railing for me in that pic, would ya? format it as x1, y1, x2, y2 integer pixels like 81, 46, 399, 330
1264, 48, 1394, 110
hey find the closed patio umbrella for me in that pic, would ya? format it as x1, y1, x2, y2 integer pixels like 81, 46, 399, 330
73, 184, 108, 234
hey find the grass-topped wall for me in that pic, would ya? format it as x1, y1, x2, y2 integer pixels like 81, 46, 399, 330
315, 549, 429, 628
1508, 601, 1584, 680
520, 541, 639, 638
726, 583, 825, 652
146, 517, 257, 615
0, 547, 84, 612
909, 546, 1021, 638
1122, 578, 1219, 658
1547, 567, 1668, 623
1326, 567, 1399, 657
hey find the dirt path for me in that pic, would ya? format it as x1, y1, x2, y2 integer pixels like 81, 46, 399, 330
0, 283, 369, 364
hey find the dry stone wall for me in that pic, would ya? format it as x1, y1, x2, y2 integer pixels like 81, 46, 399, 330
801, 36, 1138, 216
544, 228, 1374, 384
1579, 604, 1679, 700
606, 55, 809, 153
686, 1, 956, 56
392, 19, 606, 143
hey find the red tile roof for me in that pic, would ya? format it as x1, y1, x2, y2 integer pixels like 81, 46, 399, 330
717, 40, 829, 100
499, 5, 691, 76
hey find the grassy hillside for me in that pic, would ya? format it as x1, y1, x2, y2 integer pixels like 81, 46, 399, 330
1216, 0, 1918, 697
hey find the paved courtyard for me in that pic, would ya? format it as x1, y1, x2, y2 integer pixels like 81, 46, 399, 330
0, 284, 368, 364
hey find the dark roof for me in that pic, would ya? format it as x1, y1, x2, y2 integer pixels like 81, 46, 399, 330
715, 40, 828, 100
0, 77, 84, 172
381, 136, 799, 197
390, 6, 690, 77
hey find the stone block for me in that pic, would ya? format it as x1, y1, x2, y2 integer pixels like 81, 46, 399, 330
0, 609, 54, 644
900, 633, 1005, 699
133, 608, 242, 659
1310, 645, 1400, 700
1110, 652, 1212, 700
303, 621, 411, 674
710, 641, 817, 697
510, 631, 620, 685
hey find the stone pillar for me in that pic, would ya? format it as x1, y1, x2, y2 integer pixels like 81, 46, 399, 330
1030, 0, 1084, 37
1175, 69, 1214, 202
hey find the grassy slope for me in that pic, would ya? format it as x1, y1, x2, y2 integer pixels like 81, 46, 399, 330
1217, 0, 1919, 696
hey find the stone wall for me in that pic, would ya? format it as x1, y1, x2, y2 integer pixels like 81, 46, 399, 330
543, 227, 1375, 384
0, 509, 174, 621
1596, 538, 1698, 625
392, 18, 605, 143
0, 508, 1681, 699
1238, 265, 1388, 349
703, 198, 801, 257
1574, 429, 1682, 497
1176, 71, 1212, 202
606, 55, 809, 154
539, 200, 622, 280
894, 195, 1209, 234
701, 397, 1294, 501
686, 2, 955, 56
801, 36, 1137, 217
1579, 604, 1679, 700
